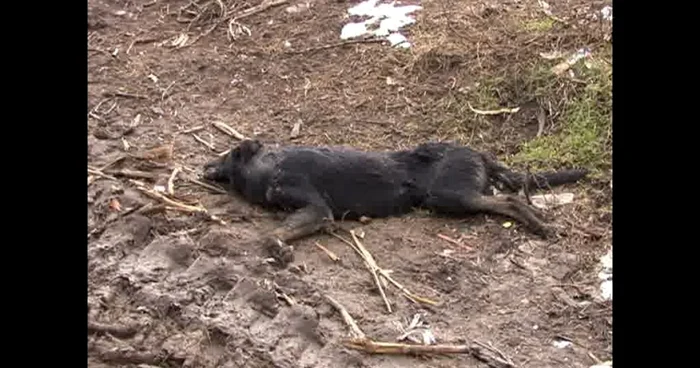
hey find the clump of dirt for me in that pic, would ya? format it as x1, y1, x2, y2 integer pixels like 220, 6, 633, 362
88, 0, 612, 367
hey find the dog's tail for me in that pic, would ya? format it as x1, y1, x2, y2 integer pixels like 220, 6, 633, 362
517, 169, 589, 189
482, 153, 588, 192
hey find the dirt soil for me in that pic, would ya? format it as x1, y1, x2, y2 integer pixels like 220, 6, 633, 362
88, 0, 612, 367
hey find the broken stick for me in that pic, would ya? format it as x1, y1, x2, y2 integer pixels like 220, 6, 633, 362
87, 168, 118, 181
88, 320, 137, 339
350, 230, 392, 313
343, 338, 470, 355
192, 133, 216, 151
324, 294, 470, 357
131, 180, 226, 225
324, 294, 366, 339
378, 268, 439, 306
467, 102, 520, 116
211, 121, 247, 140
167, 167, 181, 195
188, 177, 228, 194
104, 168, 160, 180
315, 242, 339, 262
181, 125, 205, 134
334, 230, 438, 308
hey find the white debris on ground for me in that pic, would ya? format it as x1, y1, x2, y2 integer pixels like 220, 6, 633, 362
552, 339, 573, 349
598, 247, 612, 301
395, 313, 436, 345
591, 361, 612, 368
340, 0, 422, 48
551, 48, 592, 75
530, 193, 575, 210
601, 5, 612, 21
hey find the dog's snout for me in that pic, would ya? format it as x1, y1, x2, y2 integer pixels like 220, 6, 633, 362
203, 166, 221, 181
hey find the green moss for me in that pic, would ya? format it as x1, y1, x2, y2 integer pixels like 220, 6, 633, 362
509, 56, 612, 177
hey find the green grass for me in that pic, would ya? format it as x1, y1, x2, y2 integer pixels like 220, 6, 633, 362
508, 55, 612, 177
521, 18, 555, 32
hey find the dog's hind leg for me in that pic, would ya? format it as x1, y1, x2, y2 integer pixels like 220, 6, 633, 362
426, 190, 550, 237
263, 185, 334, 266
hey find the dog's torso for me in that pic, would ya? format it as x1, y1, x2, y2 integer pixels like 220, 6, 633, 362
265, 146, 421, 219
225, 142, 498, 220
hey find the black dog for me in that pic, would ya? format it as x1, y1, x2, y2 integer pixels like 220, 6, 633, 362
203, 140, 588, 265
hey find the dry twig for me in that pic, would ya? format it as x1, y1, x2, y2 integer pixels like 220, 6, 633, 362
324, 294, 366, 339
167, 167, 181, 195
325, 295, 472, 357
378, 268, 438, 306
315, 242, 339, 262
212, 121, 247, 140
87, 168, 119, 181
188, 178, 228, 194
192, 133, 216, 151
99, 156, 127, 171
126, 37, 160, 54
88, 320, 137, 339
102, 91, 148, 100
343, 338, 470, 355
181, 125, 205, 134
350, 230, 392, 313
94, 347, 164, 366
104, 168, 160, 180
131, 180, 226, 225
274, 283, 297, 306
331, 231, 438, 309
467, 102, 520, 115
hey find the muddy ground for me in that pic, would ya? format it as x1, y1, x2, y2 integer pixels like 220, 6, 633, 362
87, 0, 613, 367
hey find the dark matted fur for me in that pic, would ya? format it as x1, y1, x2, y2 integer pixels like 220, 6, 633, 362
203, 139, 588, 264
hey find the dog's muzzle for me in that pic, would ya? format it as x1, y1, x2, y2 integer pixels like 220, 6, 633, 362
203, 166, 222, 181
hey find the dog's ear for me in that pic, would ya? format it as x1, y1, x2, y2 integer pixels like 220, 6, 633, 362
238, 139, 263, 162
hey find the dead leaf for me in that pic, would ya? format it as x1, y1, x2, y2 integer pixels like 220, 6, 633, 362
109, 198, 122, 212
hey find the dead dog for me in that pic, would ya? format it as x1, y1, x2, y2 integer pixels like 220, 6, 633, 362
203, 139, 588, 265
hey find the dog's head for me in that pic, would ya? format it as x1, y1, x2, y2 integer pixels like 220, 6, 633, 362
203, 139, 264, 183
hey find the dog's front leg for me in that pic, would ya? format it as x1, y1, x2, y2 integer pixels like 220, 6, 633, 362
264, 205, 333, 266
263, 183, 334, 266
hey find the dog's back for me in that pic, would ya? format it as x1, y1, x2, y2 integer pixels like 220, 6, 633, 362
272, 146, 420, 219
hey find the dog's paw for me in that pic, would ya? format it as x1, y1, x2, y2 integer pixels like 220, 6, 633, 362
264, 237, 294, 267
